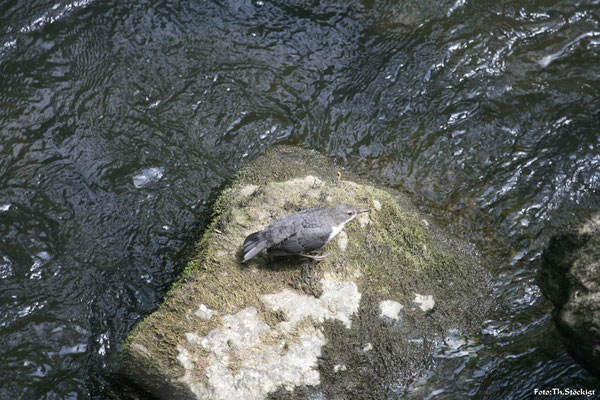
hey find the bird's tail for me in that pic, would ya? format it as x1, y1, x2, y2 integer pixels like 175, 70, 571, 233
242, 230, 268, 262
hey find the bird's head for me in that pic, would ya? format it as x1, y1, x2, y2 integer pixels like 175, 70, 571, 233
331, 204, 369, 225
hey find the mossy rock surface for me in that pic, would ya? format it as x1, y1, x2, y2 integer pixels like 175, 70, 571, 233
123, 145, 493, 399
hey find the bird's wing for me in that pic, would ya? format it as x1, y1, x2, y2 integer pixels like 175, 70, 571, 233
278, 230, 330, 254
277, 233, 304, 254
267, 208, 331, 253
266, 212, 308, 244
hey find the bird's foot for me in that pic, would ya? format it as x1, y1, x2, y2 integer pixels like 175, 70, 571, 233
299, 252, 328, 262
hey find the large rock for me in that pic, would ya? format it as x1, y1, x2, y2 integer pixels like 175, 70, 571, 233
537, 215, 600, 378
123, 145, 493, 399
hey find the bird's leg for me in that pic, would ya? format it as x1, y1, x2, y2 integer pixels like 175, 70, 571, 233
299, 252, 328, 262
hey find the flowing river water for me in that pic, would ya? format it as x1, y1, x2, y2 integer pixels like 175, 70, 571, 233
1, 0, 599, 398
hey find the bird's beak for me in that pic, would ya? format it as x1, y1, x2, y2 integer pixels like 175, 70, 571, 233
358, 209, 370, 213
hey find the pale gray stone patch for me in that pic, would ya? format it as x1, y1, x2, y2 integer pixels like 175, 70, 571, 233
238, 184, 258, 199
379, 300, 404, 321
289, 175, 322, 186
333, 364, 347, 372
337, 231, 348, 252
178, 307, 324, 400
185, 332, 201, 346
177, 279, 361, 400
131, 343, 151, 358
194, 304, 215, 320
413, 294, 435, 312
372, 199, 382, 211
199, 307, 268, 360
177, 344, 195, 371
581, 214, 600, 234
357, 213, 371, 227
262, 278, 361, 330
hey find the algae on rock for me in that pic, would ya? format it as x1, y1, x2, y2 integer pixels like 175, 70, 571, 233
123, 145, 493, 399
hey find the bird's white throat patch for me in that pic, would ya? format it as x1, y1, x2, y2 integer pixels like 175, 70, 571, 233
327, 215, 356, 242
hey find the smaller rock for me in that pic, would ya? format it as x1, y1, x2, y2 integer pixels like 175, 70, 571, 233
363, 343, 373, 352
537, 214, 600, 379
379, 300, 404, 321
413, 294, 435, 312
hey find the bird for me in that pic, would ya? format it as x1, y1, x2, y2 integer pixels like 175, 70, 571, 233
242, 204, 369, 262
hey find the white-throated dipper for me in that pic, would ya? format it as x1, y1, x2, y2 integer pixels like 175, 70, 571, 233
242, 204, 369, 262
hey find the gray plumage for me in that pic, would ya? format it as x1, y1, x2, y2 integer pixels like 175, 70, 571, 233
242, 204, 368, 262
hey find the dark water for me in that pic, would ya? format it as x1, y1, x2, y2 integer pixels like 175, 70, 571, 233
1, 0, 599, 398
